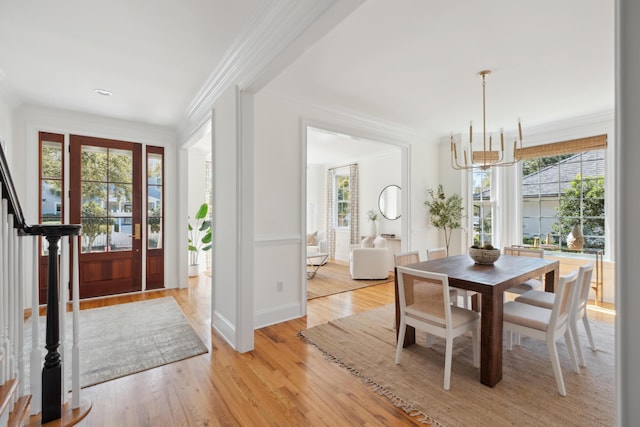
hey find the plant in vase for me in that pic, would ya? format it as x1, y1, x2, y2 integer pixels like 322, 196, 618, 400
367, 209, 378, 237
188, 203, 212, 276
424, 185, 464, 256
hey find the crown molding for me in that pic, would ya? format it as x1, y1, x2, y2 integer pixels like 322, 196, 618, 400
178, 0, 338, 142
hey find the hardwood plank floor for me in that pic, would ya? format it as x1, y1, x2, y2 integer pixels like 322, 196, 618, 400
66, 270, 615, 426
75, 275, 421, 426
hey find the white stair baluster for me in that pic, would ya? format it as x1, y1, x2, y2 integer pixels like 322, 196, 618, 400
30, 235, 41, 415
71, 235, 80, 409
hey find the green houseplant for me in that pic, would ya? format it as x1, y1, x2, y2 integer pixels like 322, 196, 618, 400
424, 185, 464, 255
188, 203, 212, 276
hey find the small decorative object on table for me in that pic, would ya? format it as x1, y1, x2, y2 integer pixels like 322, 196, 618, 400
469, 244, 500, 265
366, 209, 378, 237
567, 224, 584, 250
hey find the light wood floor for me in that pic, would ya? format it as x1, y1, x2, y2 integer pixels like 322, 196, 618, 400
75, 275, 421, 426
71, 271, 615, 427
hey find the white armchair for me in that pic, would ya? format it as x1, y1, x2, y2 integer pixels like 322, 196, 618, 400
349, 236, 389, 279
306, 231, 328, 265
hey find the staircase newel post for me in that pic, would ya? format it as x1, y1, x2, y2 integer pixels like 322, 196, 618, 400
42, 233, 62, 423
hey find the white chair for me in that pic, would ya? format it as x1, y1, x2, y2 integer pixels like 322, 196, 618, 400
306, 231, 328, 266
394, 251, 458, 307
395, 266, 480, 390
394, 250, 420, 268
502, 270, 580, 396
427, 247, 474, 309
426, 247, 447, 260
515, 263, 596, 367
350, 236, 389, 279
503, 246, 545, 296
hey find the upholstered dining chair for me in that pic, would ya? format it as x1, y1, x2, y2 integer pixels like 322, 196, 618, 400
514, 263, 596, 367
503, 246, 545, 296
394, 266, 480, 390
397, 250, 459, 307
394, 251, 420, 267
502, 269, 580, 396
427, 247, 474, 309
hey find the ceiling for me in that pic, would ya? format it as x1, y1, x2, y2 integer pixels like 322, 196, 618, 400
0, 0, 614, 153
268, 0, 615, 138
0, 0, 265, 128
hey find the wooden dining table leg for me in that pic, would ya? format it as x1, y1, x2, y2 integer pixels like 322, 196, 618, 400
480, 292, 503, 387
544, 268, 558, 292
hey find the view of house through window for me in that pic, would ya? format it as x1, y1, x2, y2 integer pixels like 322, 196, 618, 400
147, 151, 163, 249
472, 168, 493, 246
521, 149, 605, 251
335, 174, 350, 227
39, 133, 64, 255
80, 145, 134, 253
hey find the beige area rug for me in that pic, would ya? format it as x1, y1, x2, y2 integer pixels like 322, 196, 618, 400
25, 297, 208, 390
300, 304, 614, 426
307, 260, 394, 300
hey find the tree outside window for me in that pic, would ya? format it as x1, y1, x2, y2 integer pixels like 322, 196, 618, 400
336, 175, 350, 227
521, 150, 605, 251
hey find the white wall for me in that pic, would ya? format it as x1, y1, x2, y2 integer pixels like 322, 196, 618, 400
357, 150, 402, 238
187, 145, 210, 274
306, 163, 324, 233
0, 94, 12, 154
8, 105, 180, 303
211, 86, 238, 340
252, 90, 440, 328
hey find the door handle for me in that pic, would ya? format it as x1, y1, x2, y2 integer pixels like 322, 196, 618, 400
133, 223, 141, 240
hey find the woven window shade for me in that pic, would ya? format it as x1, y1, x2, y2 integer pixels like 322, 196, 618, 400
472, 151, 500, 163
516, 134, 607, 160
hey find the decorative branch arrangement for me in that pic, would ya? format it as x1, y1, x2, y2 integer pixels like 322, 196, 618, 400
424, 185, 464, 255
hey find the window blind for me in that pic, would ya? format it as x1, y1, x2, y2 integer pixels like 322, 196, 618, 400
516, 134, 607, 160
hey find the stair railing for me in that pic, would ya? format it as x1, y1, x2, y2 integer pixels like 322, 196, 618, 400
0, 143, 83, 424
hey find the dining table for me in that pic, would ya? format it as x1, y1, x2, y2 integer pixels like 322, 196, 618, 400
395, 253, 560, 387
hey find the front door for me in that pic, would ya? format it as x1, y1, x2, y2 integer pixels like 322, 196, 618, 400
69, 135, 143, 298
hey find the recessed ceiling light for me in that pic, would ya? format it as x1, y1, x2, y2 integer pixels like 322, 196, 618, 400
93, 88, 112, 96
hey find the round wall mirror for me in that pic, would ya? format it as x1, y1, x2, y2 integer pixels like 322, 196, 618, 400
378, 184, 401, 220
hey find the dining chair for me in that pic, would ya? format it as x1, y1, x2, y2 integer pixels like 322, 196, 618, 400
502, 269, 580, 396
503, 246, 545, 296
514, 262, 596, 367
427, 247, 474, 309
395, 250, 458, 307
394, 251, 420, 267
394, 265, 480, 390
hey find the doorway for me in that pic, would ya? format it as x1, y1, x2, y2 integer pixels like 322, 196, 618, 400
305, 125, 407, 301
69, 134, 143, 298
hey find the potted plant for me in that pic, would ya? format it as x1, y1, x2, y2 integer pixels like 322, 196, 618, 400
424, 184, 464, 255
188, 202, 212, 276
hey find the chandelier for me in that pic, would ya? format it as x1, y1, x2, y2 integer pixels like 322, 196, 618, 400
450, 70, 523, 170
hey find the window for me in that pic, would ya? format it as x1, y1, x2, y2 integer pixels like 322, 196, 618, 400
521, 149, 605, 251
147, 148, 164, 250
335, 174, 350, 227
472, 169, 493, 246
39, 132, 64, 255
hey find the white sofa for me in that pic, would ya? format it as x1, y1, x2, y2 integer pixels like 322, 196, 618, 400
349, 236, 389, 279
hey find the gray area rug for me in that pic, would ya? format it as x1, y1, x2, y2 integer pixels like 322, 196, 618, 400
300, 304, 615, 426
25, 297, 208, 389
